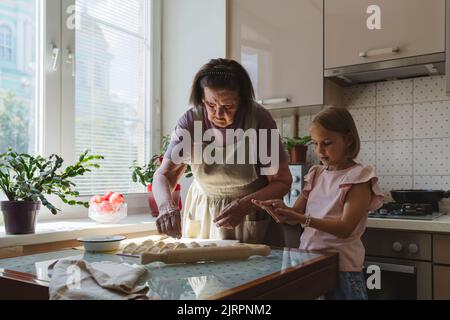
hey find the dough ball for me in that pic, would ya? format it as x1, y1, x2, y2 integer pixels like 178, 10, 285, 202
122, 243, 137, 254
155, 241, 166, 248
189, 242, 201, 248
164, 243, 176, 250
142, 240, 154, 247
150, 247, 163, 254
174, 243, 187, 249
134, 244, 150, 254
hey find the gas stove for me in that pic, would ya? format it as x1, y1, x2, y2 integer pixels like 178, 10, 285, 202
368, 202, 445, 221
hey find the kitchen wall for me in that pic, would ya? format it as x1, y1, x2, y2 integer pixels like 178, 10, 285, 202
162, 0, 226, 202
162, 0, 226, 134
278, 75, 450, 213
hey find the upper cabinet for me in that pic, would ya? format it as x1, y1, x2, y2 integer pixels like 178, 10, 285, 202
228, 0, 324, 109
325, 0, 446, 69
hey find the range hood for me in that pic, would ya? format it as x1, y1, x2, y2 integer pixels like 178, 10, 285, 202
324, 53, 445, 86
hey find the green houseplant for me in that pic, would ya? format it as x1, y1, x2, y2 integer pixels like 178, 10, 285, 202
283, 136, 312, 164
0, 149, 103, 234
131, 134, 192, 217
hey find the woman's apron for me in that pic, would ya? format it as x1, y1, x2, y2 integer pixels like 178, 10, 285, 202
182, 104, 270, 243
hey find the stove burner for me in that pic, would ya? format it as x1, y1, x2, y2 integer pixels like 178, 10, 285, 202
368, 202, 444, 220
376, 203, 434, 215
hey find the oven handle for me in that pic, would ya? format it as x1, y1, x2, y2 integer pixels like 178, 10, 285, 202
365, 261, 416, 275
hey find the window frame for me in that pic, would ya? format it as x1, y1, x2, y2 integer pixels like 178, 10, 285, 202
36, 0, 161, 220
0, 23, 13, 62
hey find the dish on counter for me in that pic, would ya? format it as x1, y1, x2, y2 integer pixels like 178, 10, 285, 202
77, 235, 126, 252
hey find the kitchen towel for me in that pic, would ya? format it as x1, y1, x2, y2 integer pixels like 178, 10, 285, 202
48, 259, 149, 300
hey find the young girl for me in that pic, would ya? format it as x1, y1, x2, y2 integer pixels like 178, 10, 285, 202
253, 107, 384, 300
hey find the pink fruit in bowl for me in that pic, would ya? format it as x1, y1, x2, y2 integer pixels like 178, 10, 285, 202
90, 195, 105, 205
99, 200, 114, 213
104, 191, 114, 201
109, 193, 124, 205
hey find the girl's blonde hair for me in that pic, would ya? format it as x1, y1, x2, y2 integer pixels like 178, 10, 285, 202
312, 107, 361, 160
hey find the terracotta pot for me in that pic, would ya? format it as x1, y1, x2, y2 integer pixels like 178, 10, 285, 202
290, 145, 308, 164
1, 201, 41, 235
147, 184, 182, 217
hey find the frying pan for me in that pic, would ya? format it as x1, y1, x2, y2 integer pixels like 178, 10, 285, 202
391, 190, 450, 204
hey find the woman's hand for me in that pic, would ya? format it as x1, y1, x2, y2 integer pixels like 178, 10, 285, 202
252, 199, 302, 226
156, 210, 182, 239
213, 200, 248, 229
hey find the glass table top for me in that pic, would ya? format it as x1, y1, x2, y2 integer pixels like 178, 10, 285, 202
0, 248, 322, 300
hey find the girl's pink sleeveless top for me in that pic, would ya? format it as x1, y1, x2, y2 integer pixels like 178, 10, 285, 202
300, 164, 384, 272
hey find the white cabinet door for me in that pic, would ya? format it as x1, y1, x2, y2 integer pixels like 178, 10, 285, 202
228, 0, 323, 108
325, 0, 445, 69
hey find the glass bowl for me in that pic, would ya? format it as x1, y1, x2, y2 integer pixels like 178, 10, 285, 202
89, 203, 127, 224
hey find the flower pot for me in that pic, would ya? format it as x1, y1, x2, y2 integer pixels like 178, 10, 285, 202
147, 184, 182, 217
1, 201, 41, 235
290, 145, 308, 164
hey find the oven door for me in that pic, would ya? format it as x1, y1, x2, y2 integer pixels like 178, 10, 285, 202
364, 256, 432, 300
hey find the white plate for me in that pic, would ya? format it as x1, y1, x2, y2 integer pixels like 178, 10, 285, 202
77, 235, 126, 252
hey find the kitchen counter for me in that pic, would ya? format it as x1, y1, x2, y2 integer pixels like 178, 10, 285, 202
367, 214, 450, 233
0, 247, 338, 300
0, 214, 157, 249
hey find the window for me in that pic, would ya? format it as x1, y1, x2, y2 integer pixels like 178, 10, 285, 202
0, 0, 160, 219
71, 0, 153, 195
0, 24, 13, 62
0, 2, 40, 156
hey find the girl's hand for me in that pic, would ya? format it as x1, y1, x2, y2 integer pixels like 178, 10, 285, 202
251, 199, 285, 222
273, 208, 305, 226
251, 199, 299, 225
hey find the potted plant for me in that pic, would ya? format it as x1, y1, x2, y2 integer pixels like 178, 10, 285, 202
0, 149, 103, 234
283, 136, 312, 164
131, 135, 192, 217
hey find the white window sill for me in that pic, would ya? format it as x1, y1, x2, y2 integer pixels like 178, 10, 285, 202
0, 214, 157, 249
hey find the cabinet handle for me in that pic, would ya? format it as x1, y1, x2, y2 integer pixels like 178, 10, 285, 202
359, 47, 400, 58
365, 261, 416, 275
257, 97, 290, 105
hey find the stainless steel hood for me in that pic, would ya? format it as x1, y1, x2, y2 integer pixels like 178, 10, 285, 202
324, 53, 445, 86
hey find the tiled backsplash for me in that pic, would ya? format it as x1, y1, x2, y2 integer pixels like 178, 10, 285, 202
275, 75, 450, 212
346, 75, 450, 212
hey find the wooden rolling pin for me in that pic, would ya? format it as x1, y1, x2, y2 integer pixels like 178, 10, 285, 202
140, 244, 271, 264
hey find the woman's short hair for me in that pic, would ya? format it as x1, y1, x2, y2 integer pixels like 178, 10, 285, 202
312, 107, 361, 160
189, 58, 255, 109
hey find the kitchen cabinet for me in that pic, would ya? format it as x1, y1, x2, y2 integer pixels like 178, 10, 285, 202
325, 0, 445, 69
227, 0, 324, 109
433, 234, 450, 265
365, 228, 450, 300
433, 234, 450, 299
433, 265, 450, 299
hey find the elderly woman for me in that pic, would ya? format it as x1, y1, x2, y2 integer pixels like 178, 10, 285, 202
152, 58, 293, 244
